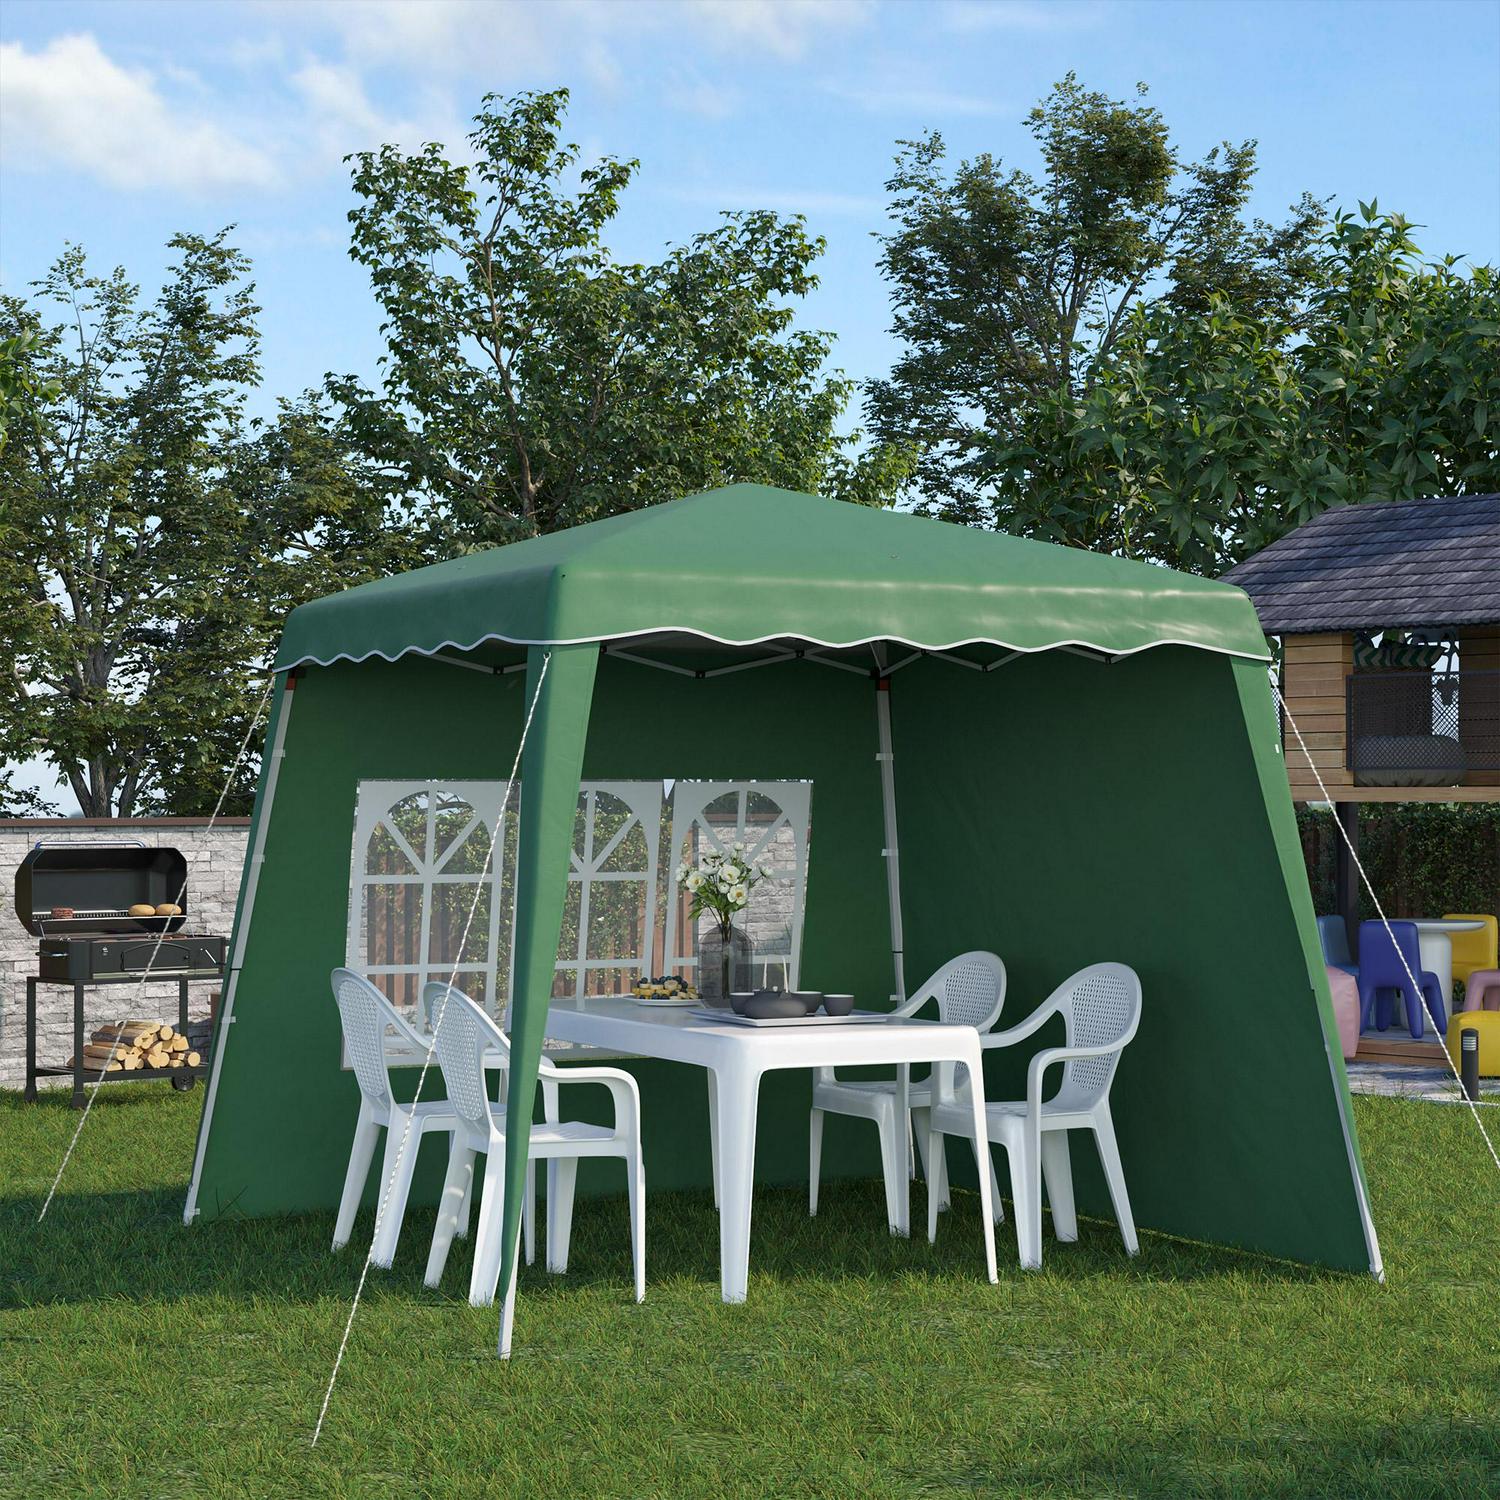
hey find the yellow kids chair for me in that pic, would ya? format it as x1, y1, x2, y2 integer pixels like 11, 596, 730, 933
1443, 913, 1499, 992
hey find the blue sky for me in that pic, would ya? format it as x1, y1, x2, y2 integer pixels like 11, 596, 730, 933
4, 0, 1499, 416
3, 0, 1499, 811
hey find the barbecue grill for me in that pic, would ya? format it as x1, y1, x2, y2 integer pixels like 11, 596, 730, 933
16, 841, 227, 979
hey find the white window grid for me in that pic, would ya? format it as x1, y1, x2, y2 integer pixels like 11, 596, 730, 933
662, 781, 812, 990
345, 777, 812, 1063
556, 781, 663, 999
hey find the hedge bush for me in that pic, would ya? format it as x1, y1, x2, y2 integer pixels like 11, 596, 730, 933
1297, 802, 1500, 917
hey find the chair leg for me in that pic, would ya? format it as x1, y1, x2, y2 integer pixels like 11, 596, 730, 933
546, 1158, 579, 1276
1093, 1113, 1138, 1256
1423, 981, 1447, 1034
926, 1124, 947, 1243
928, 1122, 950, 1215
627, 1148, 646, 1303
1040, 1129, 1077, 1242
425, 1142, 474, 1288
371, 1118, 421, 1269
875, 1105, 902, 1234
456, 1160, 474, 1241
912, 1106, 931, 1183
1007, 1137, 1042, 1270
469, 1151, 508, 1307
986, 1151, 1005, 1225
524, 1157, 536, 1267
1373, 986, 1391, 1032
808, 1107, 824, 1217
333, 1110, 379, 1251
1402, 985, 1422, 1040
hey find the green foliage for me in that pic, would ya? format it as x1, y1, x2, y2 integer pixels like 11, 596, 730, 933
1297, 802, 1500, 918
866, 74, 1323, 531
333, 89, 909, 546
868, 76, 1500, 574
0, 237, 413, 817
0, 325, 59, 462
1035, 208, 1500, 572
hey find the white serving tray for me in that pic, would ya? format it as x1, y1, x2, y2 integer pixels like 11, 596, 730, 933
688, 1007, 889, 1027
630, 994, 701, 1007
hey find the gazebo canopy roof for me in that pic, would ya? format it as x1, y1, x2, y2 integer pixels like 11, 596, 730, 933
277, 484, 1269, 670
1222, 493, 1500, 635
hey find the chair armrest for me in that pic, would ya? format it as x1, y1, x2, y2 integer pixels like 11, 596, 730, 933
890, 990, 936, 1020
1025, 1042, 1119, 1113
549, 1064, 640, 1135
981, 1000, 1061, 1051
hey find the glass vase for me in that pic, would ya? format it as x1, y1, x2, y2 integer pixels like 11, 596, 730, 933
700, 923, 750, 1006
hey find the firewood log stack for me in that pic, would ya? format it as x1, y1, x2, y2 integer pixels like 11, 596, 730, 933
68, 1020, 202, 1073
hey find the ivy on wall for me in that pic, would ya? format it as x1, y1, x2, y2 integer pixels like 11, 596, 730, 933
1298, 803, 1500, 917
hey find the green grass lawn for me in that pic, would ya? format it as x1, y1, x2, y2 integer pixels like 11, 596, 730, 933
2, 1085, 1496, 1500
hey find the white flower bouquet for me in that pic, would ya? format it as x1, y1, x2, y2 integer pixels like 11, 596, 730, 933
676, 842, 770, 995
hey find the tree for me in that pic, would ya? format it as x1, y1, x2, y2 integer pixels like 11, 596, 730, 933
332, 88, 907, 547
865, 74, 1324, 531
0, 236, 409, 816
1002, 208, 1500, 573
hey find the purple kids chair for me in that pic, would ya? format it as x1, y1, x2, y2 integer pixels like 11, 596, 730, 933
1356, 920, 1447, 1040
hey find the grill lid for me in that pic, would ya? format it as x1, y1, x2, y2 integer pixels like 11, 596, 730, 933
15, 843, 190, 936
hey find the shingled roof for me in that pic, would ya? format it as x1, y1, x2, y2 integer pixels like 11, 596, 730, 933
1221, 494, 1500, 635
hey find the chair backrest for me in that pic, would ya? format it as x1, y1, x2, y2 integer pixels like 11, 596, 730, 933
1443, 913, 1499, 973
330, 968, 423, 1112
911, 950, 1007, 1031
1316, 916, 1355, 969
1048, 962, 1142, 1112
1359, 920, 1423, 986
427, 983, 504, 1140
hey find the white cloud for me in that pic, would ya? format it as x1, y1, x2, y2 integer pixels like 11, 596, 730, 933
270, 0, 869, 73
0, 33, 279, 193
822, 79, 1008, 118
679, 0, 873, 60
273, 0, 603, 75
665, 70, 745, 119
941, 0, 1106, 33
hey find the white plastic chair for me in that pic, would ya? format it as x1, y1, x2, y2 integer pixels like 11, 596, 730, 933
330, 968, 463, 1268
925, 961, 1142, 1269
422, 982, 646, 1308
808, 951, 1007, 1231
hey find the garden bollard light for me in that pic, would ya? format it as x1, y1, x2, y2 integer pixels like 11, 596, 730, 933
1461, 1028, 1480, 1103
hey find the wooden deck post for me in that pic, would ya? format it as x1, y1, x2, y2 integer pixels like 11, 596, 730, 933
1282, 632, 1355, 798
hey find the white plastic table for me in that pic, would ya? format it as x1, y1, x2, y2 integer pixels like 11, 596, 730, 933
543, 996, 997, 1302
1412, 919, 1485, 1012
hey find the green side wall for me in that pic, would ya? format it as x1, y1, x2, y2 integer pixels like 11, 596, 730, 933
191, 647, 1373, 1274
191, 653, 897, 1221
891, 648, 1371, 1272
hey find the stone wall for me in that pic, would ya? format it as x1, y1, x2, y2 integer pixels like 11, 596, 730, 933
1, 819, 249, 1090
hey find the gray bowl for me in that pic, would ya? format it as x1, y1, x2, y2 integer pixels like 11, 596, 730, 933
743, 993, 808, 1020
822, 993, 855, 1016
729, 991, 757, 1015
787, 989, 824, 1015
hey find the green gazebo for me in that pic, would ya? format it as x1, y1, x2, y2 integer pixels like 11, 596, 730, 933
186, 485, 1381, 1334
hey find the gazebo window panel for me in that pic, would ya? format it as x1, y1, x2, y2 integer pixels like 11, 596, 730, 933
348, 777, 810, 1039
662, 781, 812, 990
554, 783, 663, 1000
347, 781, 515, 1046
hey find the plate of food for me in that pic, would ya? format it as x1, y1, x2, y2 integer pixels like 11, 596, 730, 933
629, 974, 700, 1006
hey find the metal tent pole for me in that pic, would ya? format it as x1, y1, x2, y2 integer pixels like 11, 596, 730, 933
875, 675, 906, 1004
